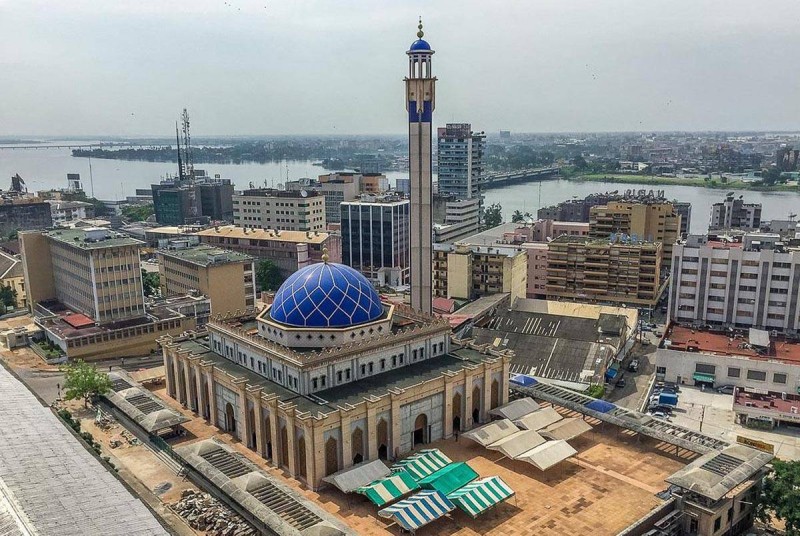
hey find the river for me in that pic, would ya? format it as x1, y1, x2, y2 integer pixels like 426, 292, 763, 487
1, 145, 799, 235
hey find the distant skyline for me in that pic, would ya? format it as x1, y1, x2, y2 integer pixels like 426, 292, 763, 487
2, 0, 800, 137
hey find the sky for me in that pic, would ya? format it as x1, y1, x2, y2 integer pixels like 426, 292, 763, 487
1, 0, 799, 137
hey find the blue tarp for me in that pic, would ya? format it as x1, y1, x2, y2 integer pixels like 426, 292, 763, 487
510, 374, 537, 386
585, 399, 616, 414
604, 367, 618, 380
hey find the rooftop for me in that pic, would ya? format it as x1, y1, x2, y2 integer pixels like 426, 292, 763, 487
158, 244, 253, 267
666, 325, 800, 364
0, 363, 167, 535
550, 234, 658, 246
734, 388, 800, 416
42, 228, 143, 250
195, 225, 330, 244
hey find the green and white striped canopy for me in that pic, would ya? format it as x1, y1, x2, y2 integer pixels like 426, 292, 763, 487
446, 476, 515, 518
356, 469, 420, 507
392, 449, 452, 481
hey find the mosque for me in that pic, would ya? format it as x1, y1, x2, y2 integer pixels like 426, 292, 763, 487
162, 22, 509, 491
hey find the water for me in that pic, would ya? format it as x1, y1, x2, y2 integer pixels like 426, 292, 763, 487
2, 146, 799, 235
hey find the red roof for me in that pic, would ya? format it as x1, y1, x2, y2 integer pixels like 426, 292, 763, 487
668, 325, 800, 364
432, 297, 456, 314
62, 313, 95, 329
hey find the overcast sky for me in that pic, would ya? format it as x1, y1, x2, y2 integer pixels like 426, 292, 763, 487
2, 0, 799, 137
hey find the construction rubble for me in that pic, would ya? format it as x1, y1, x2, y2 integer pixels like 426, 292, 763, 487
171, 489, 257, 536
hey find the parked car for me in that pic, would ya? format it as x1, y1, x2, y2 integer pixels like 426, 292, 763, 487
641, 339, 651, 346
654, 331, 663, 337
616, 378, 626, 388
628, 359, 639, 372
716, 385, 735, 395
650, 411, 668, 419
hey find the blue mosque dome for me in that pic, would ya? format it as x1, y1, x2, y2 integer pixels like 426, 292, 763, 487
409, 39, 431, 51
270, 262, 384, 329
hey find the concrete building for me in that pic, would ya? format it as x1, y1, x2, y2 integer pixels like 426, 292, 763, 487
710, 193, 762, 231
520, 242, 549, 299
287, 175, 361, 226
668, 234, 800, 333
0, 249, 25, 308
152, 173, 234, 225
47, 199, 93, 226
395, 177, 411, 195
546, 235, 665, 308
360, 173, 389, 193
157, 242, 256, 314
194, 225, 341, 278
436, 123, 485, 200
340, 195, 410, 286
406, 21, 435, 314
433, 243, 527, 301
432, 197, 481, 244
589, 199, 681, 275
233, 188, 325, 232
0, 195, 52, 236
161, 260, 509, 490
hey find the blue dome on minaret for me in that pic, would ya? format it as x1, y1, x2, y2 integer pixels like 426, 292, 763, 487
408, 18, 432, 52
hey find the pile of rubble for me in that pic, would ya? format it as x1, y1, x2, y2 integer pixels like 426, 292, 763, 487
171, 489, 256, 536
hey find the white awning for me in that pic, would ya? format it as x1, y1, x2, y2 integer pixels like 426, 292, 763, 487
462, 419, 518, 447
516, 440, 577, 470
514, 407, 563, 431
749, 328, 770, 348
489, 397, 540, 421
322, 459, 391, 493
539, 417, 593, 441
487, 430, 546, 459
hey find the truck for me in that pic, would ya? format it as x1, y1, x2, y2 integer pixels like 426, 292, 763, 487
656, 392, 678, 407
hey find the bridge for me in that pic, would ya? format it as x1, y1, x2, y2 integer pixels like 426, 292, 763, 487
480, 166, 560, 189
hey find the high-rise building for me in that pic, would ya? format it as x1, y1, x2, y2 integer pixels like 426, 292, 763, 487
406, 20, 435, 314
340, 194, 410, 286
432, 196, 481, 244
151, 172, 234, 225
709, 194, 762, 231
232, 188, 325, 231
286, 174, 361, 225
432, 243, 527, 301
668, 234, 800, 332
436, 123, 485, 200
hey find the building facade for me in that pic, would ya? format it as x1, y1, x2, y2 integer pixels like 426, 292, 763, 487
340, 195, 410, 286
406, 21, 435, 314
194, 225, 341, 278
287, 175, 361, 226
436, 123, 485, 200
152, 175, 234, 225
545, 235, 665, 307
161, 261, 509, 490
432, 197, 481, 244
47, 200, 93, 226
709, 194, 762, 231
157, 243, 256, 315
433, 243, 527, 301
0, 197, 53, 237
668, 234, 800, 333
233, 189, 325, 232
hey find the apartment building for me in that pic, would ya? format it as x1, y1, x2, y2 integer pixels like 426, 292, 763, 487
545, 235, 664, 307
589, 200, 681, 275
709, 194, 762, 231
433, 243, 527, 301
668, 233, 800, 333
157, 243, 256, 314
432, 197, 481, 244
436, 123, 485, 199
194, 225, 341, 278
232, 188, 325, 231
286, 174, 361, 225
47, 200, 93, 226
340, 195, 410, 286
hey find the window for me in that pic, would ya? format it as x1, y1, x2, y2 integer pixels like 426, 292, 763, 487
695, 363, 716, 374
337, 370, 342, 382
656, 366, 666, 374
320, 375, 326, 387
746, 370, 767, 382
714, 517, 721, 532
774, 373, 787, 384
727, 367, 740, 378
368, 362, 373, 373
360, 364, 366, 375
312, 378, 318, 389
345, 368, 351, 380
380, 359, 385, 370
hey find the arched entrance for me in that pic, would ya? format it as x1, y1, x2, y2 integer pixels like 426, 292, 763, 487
452, 392, 462, 433
325, 436, 339, 476
248, 407, 256, 450
188, 372, 198, 412
472, 385, 481, 424
377, 419, 388, 460
297, 436, 307, 479
264, 415, 273, 460
280, 425, 289, 468
491, 379, 500, 409
200, 377, 210, 419
413, 413, 427, 446
351, 427, 364, 465
224, 403, 236, 433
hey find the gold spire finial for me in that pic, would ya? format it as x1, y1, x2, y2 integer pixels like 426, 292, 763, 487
322, 247, 329, 263
417, 17, 424, 39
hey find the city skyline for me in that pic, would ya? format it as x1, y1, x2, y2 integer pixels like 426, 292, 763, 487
3, 0, 800, 136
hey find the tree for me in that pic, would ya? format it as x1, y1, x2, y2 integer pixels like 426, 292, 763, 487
758, 459, 800, 534
571, 155, 589, 170
0, 285, 16, 313
511, 210, 524, 223
256, 260, 285, 291
142, 269, 160, 297
761, 167, 783, 186
121, 203, 154, 222
60, 360, 112, 407
483, 203, 503, 229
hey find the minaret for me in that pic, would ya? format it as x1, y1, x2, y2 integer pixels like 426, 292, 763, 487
406, 18, 436, 314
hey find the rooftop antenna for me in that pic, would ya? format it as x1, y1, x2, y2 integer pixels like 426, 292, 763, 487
181, 108, 193, 179
87, 150, 95, 198
176, 121, 184, 181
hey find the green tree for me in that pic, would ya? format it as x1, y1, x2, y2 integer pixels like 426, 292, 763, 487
142, 269, 160, 297
121, 204, 154, 222
758, 459, 800, 534
256, 260, 285, 291
511, 210, 524, 223
60, 360, 112, 407
761, 167, 783, 186
0, 285, 16, 313
483, 203, 503, 229
571, 155, 589, 170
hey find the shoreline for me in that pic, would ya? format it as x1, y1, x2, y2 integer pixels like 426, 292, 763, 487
563, 173, 799, 192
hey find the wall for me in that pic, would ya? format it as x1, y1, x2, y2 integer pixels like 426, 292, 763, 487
19, 232, 56, 310
400, 393, 444, 453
